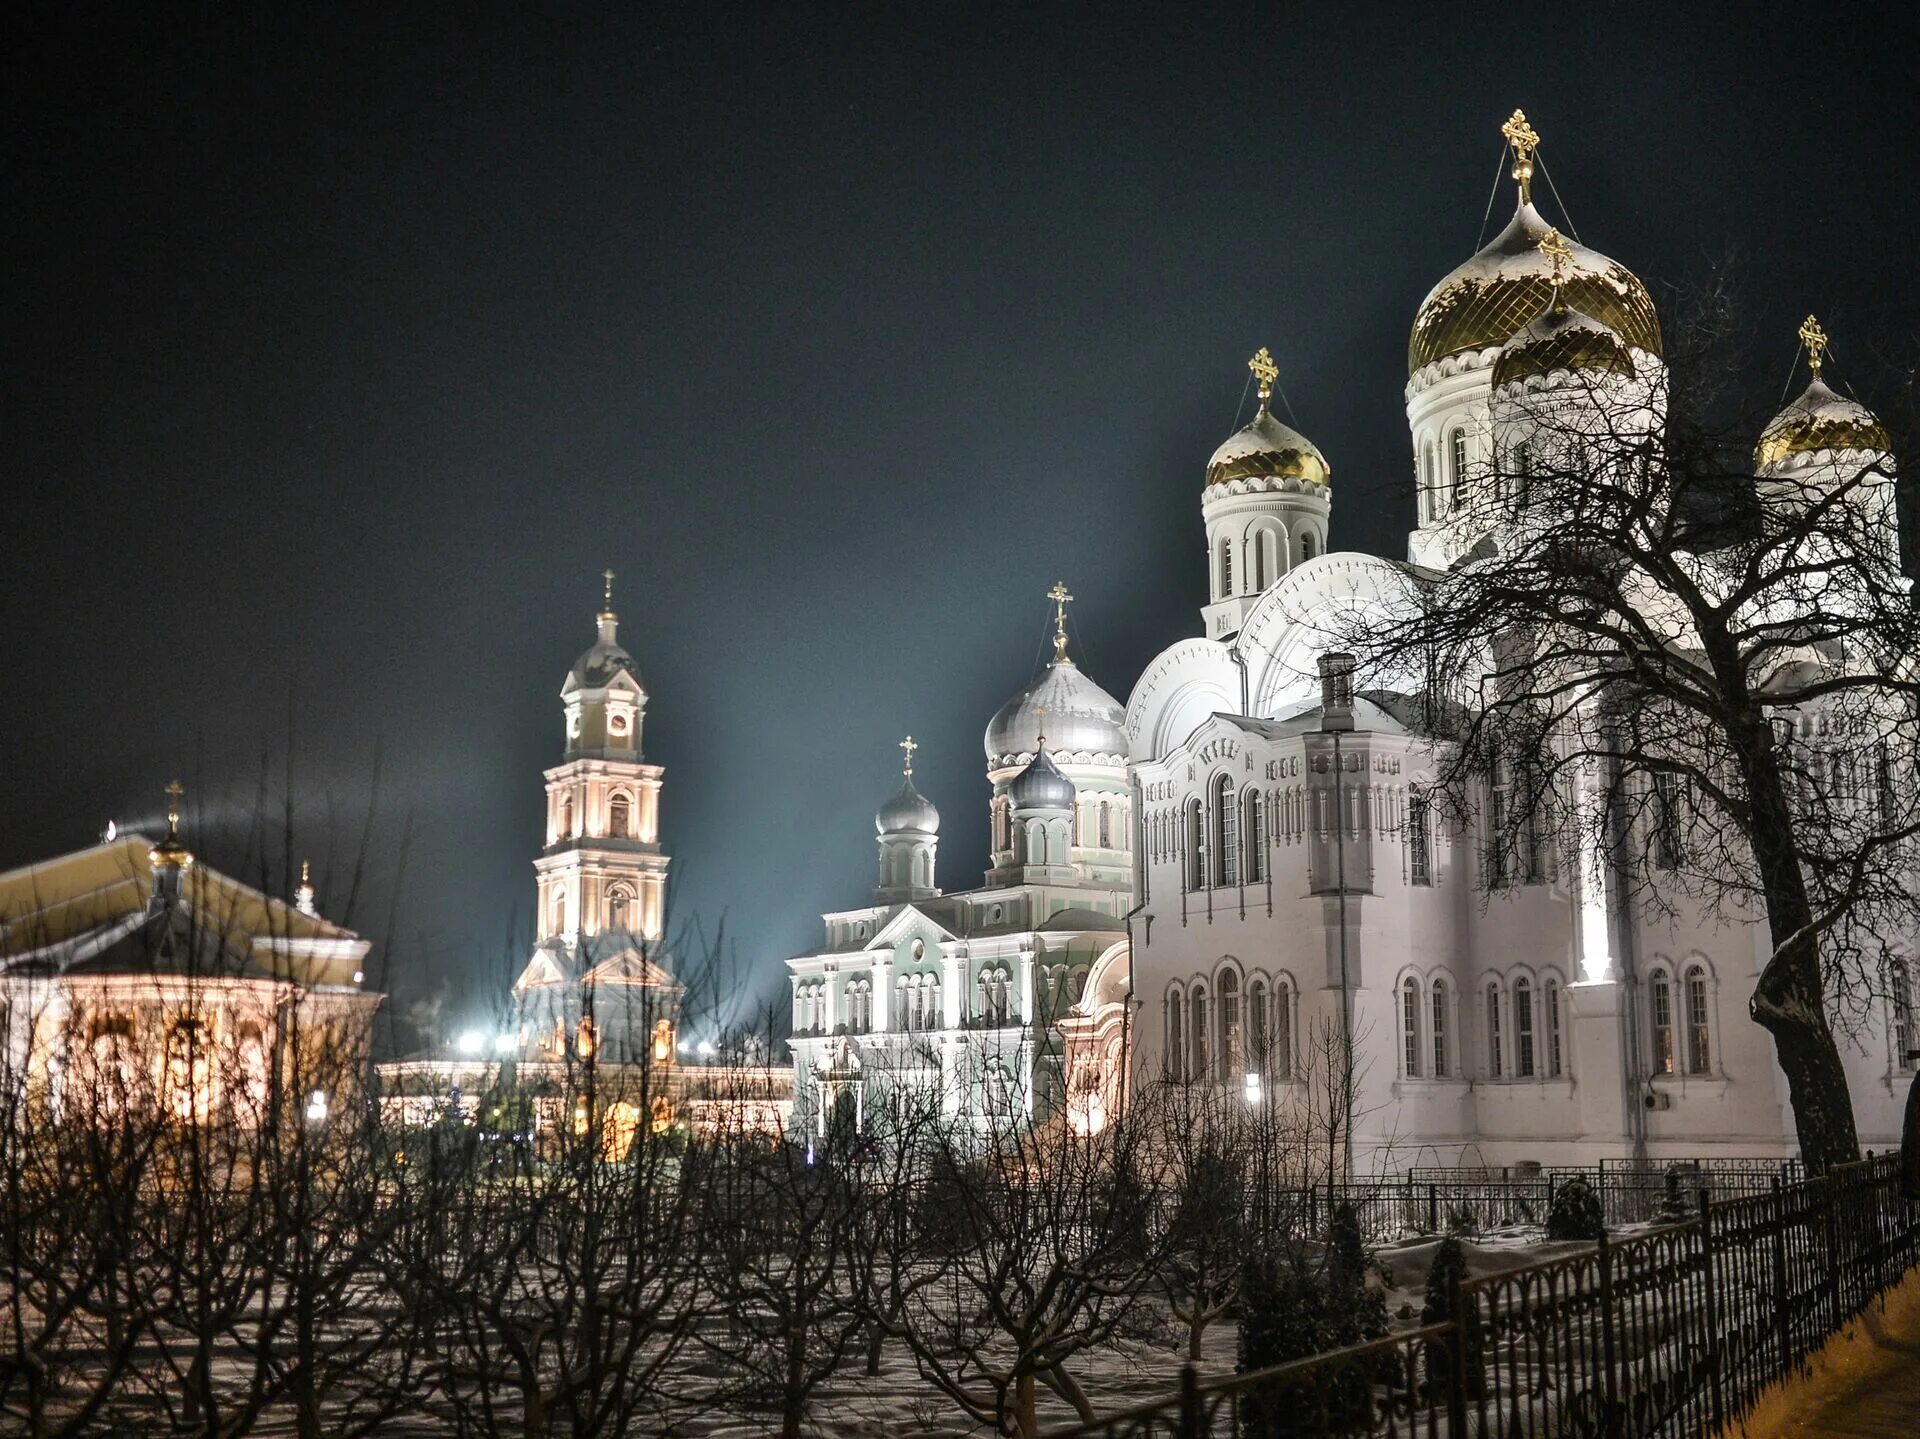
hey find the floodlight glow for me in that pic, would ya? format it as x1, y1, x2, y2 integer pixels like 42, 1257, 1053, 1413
697, 1039, 716, 1057
1243, 1072, 1262, 1104
104, 820, 118, 842
456, 1030, 485, 1055
305, 1089, 329, 1124
493, 1033, 516, 1054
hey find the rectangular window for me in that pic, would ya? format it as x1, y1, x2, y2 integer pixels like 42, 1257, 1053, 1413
1653, 774, 1686, 871
1877, 745, 1899, 833
1685, 971, 1711, 1076
1402, 983, 1422, 1079
1486, 785, 1510, 888
1219, 791, 1240, 887
1487, 987, 1504, 1078
1431, 987, 1448, 1078
1893, 964, 1915, 1071
1246, 795, 1266, 883
1409, 795, 1432, 886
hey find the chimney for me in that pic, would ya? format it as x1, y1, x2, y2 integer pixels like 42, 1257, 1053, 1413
1318, 652, 1357, 733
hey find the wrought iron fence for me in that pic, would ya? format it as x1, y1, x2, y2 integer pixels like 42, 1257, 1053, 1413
1043, 1152, 1919, 1439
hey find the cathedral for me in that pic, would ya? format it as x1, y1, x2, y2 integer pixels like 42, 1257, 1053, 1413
785, 111, 1918, 1166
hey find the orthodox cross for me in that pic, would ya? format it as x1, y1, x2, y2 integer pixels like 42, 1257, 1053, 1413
899, 734, 917, 778
1502, 108, 1541, 204
1538, 228, 1573, 289
1248, 347, 1278, 411
1798, 314, 1828, 375
164, 779, 184, 831
1048, 581, 1074, 664
600, 568, 616, 614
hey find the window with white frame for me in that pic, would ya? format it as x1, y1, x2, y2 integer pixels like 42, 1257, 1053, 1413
1408, 792, 1432, 886
1248, 976, 1269, 1070
608, 791, 632, 839
1650, 970, 1676, 1075
1892, 960, 1916, 1071
1166, 987, 1186, 1081
1190, 984, 1210, 1083
1272, 980, 1294, 1079
1486, 983, 1504, 1078
1185, 800, 1205, 892
1213, 775, 1239, 887
1401, 977, 1422, 1078
1683, 964, 1711, 1075
1546, 978, 1564, 1078
1245, 790, 1266, 883
1652, 774, 1686, 871
1218, 968, 1241, 1080
1431, 979, 1450, 1078
1514, 976, 1536, 1078
1218, 536, 1233, 600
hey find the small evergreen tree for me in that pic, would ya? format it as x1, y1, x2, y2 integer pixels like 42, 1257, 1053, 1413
1545, 1175, 1606, 1241
1420, 1233, 1483, 1397
1236, 1247, 1326, 1439
1323, 1201, 1387, 1346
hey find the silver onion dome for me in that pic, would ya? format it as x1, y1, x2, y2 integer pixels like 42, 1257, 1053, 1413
1009, 745, 1076, 812
984, 662, 1127, 766
876, 776, 939, 836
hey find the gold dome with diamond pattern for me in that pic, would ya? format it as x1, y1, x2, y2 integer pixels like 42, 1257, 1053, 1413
1205, 346, 1330, 487
1409, 111, 1662, 376
1755, 316, 1893, 472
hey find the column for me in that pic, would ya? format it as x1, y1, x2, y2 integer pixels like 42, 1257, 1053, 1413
871, 957, 893, 1033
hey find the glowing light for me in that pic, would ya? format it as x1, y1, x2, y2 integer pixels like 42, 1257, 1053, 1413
696, 1039, 716, 1057
305, 1089, 329, 1124
1243, 1072, 1263, 1104
493, 1033, 516, 1054
103, 820, 118, 842
456, 1030, 485, 1055
352, 970, 365, 985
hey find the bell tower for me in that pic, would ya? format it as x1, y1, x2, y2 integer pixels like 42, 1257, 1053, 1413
533, 572, 670, 949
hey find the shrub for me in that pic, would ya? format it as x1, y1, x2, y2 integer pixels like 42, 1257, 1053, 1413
1546, 1175, 1606, 1241
1420, 1233, 1483, 1397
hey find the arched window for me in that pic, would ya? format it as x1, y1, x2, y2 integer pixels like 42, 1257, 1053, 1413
1098, 802, 1112, 848
1250, 531, 1269, 591
1401, 977, 1423, 1078
1684, 965, 1711, 1075
1212, 775, 1238, 887
1190, 985, 1210, 1084
1546, 978, 1564, 1078
550, 890, 568, 936
1271, 981, 1293, 1079
561, 796, 575, 839
1422, 441, 1437, 519
1248, 977, 1269, 1069
1486, 983, 1504, 1078
1892, 961, 1916, 1071
608, 792, 632, 838
1166, 988, 1186, 1081
1408, 792, 1432, 885
1185, 799, 1205, 892
1299, 531, 1317, 563
1451, 428, 1469, 503
1431, 979, 1449, 1078
1218, 968, 1241, 1081
1031, 823, 1046, 865
576, 1017, 598, 1059
607, 887, 631, 932
1514, 976, 1536, 1078
1244, 791, 1266, 883
1510, 441, 1531, 503
1650, 971, 1676, 1075
1217, 536, 1233, 600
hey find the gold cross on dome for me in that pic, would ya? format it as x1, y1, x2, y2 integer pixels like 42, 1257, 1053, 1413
1538, 227, 1573, 286
1248, 347, 1278, 408
164, 780, 183, 827
899, 734, 917, 777
1798, 314, 1829, 374
1047, 581, 1074, 664
1502, 108, 1541, 203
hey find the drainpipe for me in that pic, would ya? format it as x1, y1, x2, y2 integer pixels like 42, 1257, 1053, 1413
1320, 653, 1357, 1179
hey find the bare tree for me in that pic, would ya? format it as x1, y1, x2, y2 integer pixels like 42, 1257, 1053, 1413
1322, 280, 1919, 1172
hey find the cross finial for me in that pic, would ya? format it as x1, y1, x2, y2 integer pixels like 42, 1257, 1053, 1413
1502, 108, 1541, 205
164, 780, 184, 831
1538, 227, 1573, 290
1248, 347, 1278, 412
599, 568, 616, 617
1034, 702, 1048, 751
1798, 314, 1829, 375
899, 734, 918, 778
1047, 581, 1074, 665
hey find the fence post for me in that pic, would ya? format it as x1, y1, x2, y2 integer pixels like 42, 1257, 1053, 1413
1598, 1229, 1622, 1439
1698, 1191, 1723, 1430
1178, 1363, 1202, 1439
1771, 1175, 1792, 1376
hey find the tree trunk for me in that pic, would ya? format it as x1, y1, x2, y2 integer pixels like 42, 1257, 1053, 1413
1013, 1371, 1038, 1437
865, 1321, 884, 1376
783, 1327, 808, 1439
1744, 747, 1862, 1174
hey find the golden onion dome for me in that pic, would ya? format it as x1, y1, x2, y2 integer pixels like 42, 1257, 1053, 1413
1410, 202, 1662, 376
1206, 407, 1330, 488
1491, 300, 1637, 391
1755, 377, 1892, 472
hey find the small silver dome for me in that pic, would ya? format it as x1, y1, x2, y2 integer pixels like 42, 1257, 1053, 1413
985, 662, 1127, 766
566, 615, 640, 692
877, 777, 939, 836
1009, 746, 1076, 812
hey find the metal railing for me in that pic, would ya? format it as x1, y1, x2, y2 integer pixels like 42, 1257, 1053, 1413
1044, 1153, 1919, 1438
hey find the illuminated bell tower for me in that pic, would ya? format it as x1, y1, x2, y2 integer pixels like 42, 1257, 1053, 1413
533, 571, 670, 950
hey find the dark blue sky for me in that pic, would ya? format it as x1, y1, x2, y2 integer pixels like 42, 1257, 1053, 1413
8, 2, 1916, 1046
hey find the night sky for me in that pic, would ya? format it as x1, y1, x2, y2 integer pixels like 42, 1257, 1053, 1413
9, 4, 1917, 1048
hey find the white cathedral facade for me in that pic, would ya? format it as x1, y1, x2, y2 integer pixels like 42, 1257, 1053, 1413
786, 113, 1917, 1166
